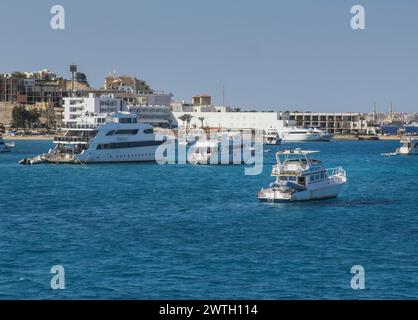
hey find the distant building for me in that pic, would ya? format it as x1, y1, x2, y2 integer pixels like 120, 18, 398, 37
192, 94, 211, 106
104, 74, 152, 94
172, 110, 294, 131
135, 92, 173, 107
288, 112, 369, 134
0, 69, 92, 107
171, 107, 372, 134
63, 93, 127, 125
128, 105, 172, 128
0, 75, 66, 106
171, 101, 230, 113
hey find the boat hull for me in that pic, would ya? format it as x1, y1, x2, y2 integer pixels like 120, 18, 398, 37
396, 147, 418, 155
258, 180, 344, 202
75, 145, 161, 163
282, 133, 321, 142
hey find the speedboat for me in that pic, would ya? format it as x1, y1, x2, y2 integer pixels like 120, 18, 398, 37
309, 127, 334, 141
0, 136, 14, 153
395, 137, 418, 155
264, 129, 282, 145
280, 127, 321, 142
258, 149, 347, 202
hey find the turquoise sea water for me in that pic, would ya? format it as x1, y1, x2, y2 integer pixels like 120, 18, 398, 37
0, 139, 417, 299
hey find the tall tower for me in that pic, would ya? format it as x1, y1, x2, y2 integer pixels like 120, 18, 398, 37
70, 64, 77, 97
372, 101, 377, 123
390, 102, 394, 122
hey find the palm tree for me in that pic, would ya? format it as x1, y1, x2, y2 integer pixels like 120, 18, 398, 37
198, 117, 205, 128
178, 114, 193, 131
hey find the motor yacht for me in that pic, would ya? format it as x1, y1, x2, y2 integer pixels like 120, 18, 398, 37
280, 127, 321, 142
258, 149, 347, 202
0, 136, 14, 153
396, 137, 418, 155
19, 112, 165, 164
264, 129, 282, 145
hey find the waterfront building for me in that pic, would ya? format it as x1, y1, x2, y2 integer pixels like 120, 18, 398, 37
192, 94, 211, 106
128, 105, 172, 128
0, 75, 65, 106
104, 74, 152, 94
288, 112, 369, 134
63, 93, 127, 126
135, 91, 172, 107
0, 69, 92, 107
171, 110, 294, 131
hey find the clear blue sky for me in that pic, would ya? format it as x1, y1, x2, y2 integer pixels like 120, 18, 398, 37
0, 0, 417, 112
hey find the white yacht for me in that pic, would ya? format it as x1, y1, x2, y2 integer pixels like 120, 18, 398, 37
309, 127, 334, 141
187, 134, 253, 165
258, 149, 347, 202
395, 137, 418, 155
264, 129, 282, 145
0, 136, 14, 153
280, 127, 321, 142
19, 112, 165, 164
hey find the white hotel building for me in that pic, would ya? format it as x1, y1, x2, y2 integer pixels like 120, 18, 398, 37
63, 93, 173, 128
63, 93, 127, 126
63, 94, 370, 134
171, 105, 371, 134
171, 105, 293, 132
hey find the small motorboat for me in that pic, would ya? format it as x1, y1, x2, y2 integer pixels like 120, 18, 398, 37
395, 137, 418, 155
258, 149, 347, 202
0, 136, 14, 153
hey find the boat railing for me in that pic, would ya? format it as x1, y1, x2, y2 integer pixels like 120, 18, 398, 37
53, 136, 91, 143
327, 167, 347, 182
272, 163, 308, 175
63, 123, 100, 129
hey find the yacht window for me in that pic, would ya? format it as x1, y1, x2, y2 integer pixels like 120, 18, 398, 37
114, 129, 139, 135
106, 130, 115, 136
97, 140, 163, 149
118, 118, 132, 124
143, 128, 153, 134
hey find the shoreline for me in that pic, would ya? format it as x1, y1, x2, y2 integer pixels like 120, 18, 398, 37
3, 135, 54, 141
334, 135, 401, 141
2, 135, 403, 141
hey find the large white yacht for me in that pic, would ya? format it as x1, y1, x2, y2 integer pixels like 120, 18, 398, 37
395, 137, 418, 155
187, 134, 253, 165
20, 112, 165, 164
0, 136, 14, 153
309, 127, 334, 141
264, 129, 282, 145
258, 149, 347, 202
280, 127, 321, 142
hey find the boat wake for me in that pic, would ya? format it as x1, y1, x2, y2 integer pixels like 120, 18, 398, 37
381, 152, 397, 156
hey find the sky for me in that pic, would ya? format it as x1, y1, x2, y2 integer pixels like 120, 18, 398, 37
0, 0, 417, 112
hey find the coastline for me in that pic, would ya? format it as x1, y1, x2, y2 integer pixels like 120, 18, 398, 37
333, 135, 401, 141
2, 134, 403, 141
3, 135, 54, 141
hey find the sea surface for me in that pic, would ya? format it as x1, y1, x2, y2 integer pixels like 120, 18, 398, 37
0, 139, 417, 299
